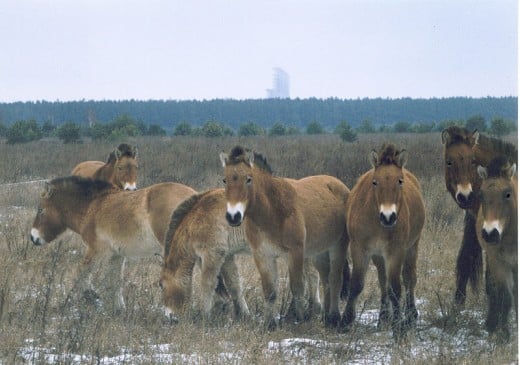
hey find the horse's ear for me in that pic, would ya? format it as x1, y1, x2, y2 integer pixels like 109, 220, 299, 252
397, 149, 408, 168
114, 148, 122, 160
246, 150, 255, 167
472, 130, 480, 144
507, 163, 516, 179
369, 150, 378, 168
219, 152, 229, 167
477, 165, 488, 180
441, 129, 449, 145
132, 146, 138, 159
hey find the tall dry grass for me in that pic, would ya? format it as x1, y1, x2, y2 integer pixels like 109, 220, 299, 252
0, 133, 517, 364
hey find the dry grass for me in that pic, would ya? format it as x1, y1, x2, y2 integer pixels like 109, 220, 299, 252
0, 133, 517, 364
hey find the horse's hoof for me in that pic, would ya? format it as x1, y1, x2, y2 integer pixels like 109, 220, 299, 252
324, 311, 341, 328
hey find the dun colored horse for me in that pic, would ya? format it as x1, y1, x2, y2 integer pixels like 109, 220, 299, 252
30, 176, 196, 312
220, 146, 349, 329
341, 144, 425, 339
160, 188, 322, 322
442, 126, 517, 306
71, 143, 138, 191
476, 155, 517, 342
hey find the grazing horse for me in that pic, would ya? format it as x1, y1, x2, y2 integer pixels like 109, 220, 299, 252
160, 188, 322, 322
341, 143, 425, 339
71, 143, 138, 191
442, 126, 517, 306
220, 146, 349, 329
30, 176, 196, 312
476, 156, 517, 342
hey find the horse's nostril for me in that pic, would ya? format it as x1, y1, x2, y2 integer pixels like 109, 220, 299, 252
482, 228, 500, 245
225, 212, 242, 226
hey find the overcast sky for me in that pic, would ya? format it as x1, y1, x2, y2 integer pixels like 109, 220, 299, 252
0, 0, 517, 102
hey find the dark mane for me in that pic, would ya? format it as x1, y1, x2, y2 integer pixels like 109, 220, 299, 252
476, 133, 518, 164
486, 155, 513, 178
377, 143, 402, 166
443, 126, 474, 147
49, 176, 114, 197
228, 145, 273, 174
106, 143, 135, 163
164, 191, 205, 259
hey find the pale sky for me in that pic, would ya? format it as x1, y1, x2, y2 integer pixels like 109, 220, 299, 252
0, 0, 517, 102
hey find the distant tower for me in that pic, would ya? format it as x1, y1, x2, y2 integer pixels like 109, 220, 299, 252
266, 67, 290, 99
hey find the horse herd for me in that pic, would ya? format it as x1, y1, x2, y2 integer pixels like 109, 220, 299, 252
28, 129, 517, 342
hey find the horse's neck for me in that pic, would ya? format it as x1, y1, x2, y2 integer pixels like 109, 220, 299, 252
249, 172, 293, 226
60, 197, 91, 233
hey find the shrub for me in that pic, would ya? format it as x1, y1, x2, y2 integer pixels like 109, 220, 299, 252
306, 121, 324, 135
56, 122, 81, 144
6, 120, 42, 144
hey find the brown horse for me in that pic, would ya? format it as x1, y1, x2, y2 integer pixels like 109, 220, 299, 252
220, 146, 349, 329
442, 126, 517, 306
30, 176, 196, 313
71, 143, 138, 191
341, 144, 425, 339
160, 188, 322, 322
476, 155, 517, 342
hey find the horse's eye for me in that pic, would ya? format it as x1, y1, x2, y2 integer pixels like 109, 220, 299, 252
246, 176, 252, 185
37, 207, 44, 215
446, 160, 452, 167
372, 180, 377, 186
504, 191, 512, 200
222, 178, 227, 184
398, 179, 404, 186
158, 279, 164, 290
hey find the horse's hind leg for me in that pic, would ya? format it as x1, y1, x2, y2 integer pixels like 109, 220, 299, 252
304, 258, 322, 317
220, 254, 250, 319
104, 254, 126, 314
372, 255, 390, 329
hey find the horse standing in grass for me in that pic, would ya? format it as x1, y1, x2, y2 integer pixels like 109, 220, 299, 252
341, 144, 425, 339
30, 176, 196, 313
71, 143, 138, 191
160, 188, 322, 322
220, 146, 349, 329
442, 127, 517, 306
476, 156, 517, 342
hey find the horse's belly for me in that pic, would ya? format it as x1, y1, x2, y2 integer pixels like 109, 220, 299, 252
98, 226, 162, 258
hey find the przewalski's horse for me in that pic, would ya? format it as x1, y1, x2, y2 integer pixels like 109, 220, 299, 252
71, 143, 138, 191
160, 188, 322, 322
220, 146, 349, 329
341, 143, 425, 339
476, 156, 517, 342
30, 176, 196, 313
442, 126, 517, 306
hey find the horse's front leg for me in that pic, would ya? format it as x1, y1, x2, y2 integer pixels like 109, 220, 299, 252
220, 254, 250, 319
106, 254, 126, 314
387, 253, 405, 339
402, 240, 419, 328
327, 238, 348, 327
287, 247, 306, 323
252, 247, 279, 330
372, 255, 390, 329
199, 254, 226, 318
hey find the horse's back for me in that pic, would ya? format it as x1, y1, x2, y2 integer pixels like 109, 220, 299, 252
71, 161, 104, 177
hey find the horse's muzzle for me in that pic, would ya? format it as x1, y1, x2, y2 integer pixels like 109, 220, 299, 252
456, 191, 475, 209
481, 228, 501, 245
30, 228, 45, 245
226, 211, 243, 227
380, 212, 397, 228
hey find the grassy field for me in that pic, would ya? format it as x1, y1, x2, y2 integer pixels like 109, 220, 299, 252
0, 133, 517, 364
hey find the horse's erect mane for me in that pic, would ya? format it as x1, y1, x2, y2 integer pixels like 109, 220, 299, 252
476, 133, 518, 164
444, 126, 474, 147
377, 143, 402, 166
228, 145, 273, 174
50, 176, 114, 197
164, 191, 205, 259
106, 143, 135, 163
486, 155, 513, 179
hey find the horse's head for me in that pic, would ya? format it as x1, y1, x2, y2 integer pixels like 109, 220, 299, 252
30, 181, 67, 245
159, 267, 191, 322
113, 144, 138, 191
220, 146, 256, 227
442, 127, 480, 210
370, 144, 408, 228
477, 156, 517, 245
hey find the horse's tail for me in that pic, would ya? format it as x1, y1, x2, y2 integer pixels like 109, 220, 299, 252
164, 192, 204, 260
340, 228, 350, 300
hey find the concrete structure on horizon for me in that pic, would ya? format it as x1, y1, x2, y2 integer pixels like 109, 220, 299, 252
266, 68, 290, 99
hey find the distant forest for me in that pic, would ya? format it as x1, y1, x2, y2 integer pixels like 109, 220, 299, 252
0, 97, 516, 132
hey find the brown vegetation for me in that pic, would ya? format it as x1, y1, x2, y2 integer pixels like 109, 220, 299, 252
0, 133, 517, 364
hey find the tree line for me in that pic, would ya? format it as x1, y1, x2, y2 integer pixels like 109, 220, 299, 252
0, 113, 514, 144
0, 97, 516, 132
